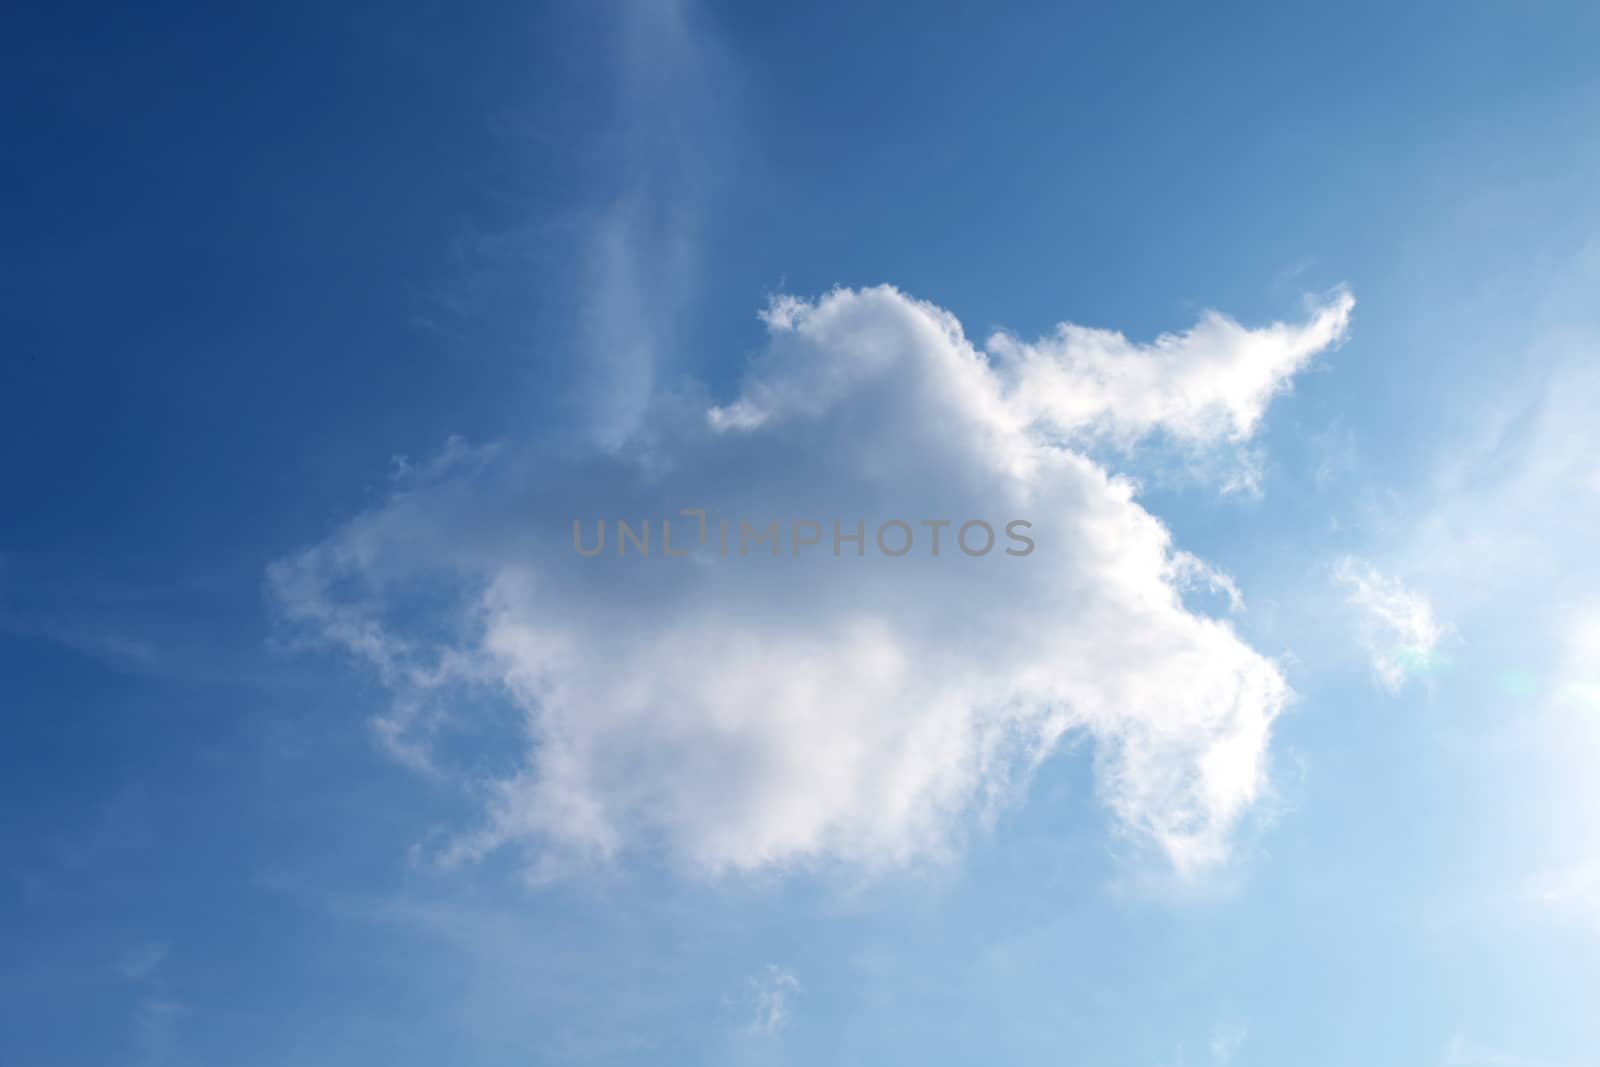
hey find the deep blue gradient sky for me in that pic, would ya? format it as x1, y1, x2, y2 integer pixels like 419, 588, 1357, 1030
5, 3, 1600, 1065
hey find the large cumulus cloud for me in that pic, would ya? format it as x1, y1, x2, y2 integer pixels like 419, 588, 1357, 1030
270, 285, 1352, 879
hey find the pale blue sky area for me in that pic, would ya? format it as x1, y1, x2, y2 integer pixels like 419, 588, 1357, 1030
4, 3, 1600, 1064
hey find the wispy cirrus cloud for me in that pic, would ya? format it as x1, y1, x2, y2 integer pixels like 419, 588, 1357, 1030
741, 964, 799, 1036
1443, 1034, 1594, 1067
1334, 556, 1447, 692
116, 941, 169, 983
574, 0, 730, 449
1210, 1022, 1248, 1063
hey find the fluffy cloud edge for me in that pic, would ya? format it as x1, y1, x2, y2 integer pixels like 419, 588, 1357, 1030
271, 285, 1354, 883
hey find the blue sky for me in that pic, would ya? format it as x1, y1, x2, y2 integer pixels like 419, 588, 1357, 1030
4, 2, 1600, 1064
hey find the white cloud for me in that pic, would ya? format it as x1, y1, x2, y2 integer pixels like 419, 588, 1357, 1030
133, 997, 186, 1064
742, 964, 799, 1036
1210, 1022, 1247, 1063
117, 941, 169, 982
1443, 1034, 1589, 1067
1346, 348, 1600, 940
1516, 603, 1600, 930
1401, 360, 1600, 618
1525, 860, 1600, 933
1334, 557, 1447, 692
986, 288, 1352, 448
271, 285, 1351, 881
